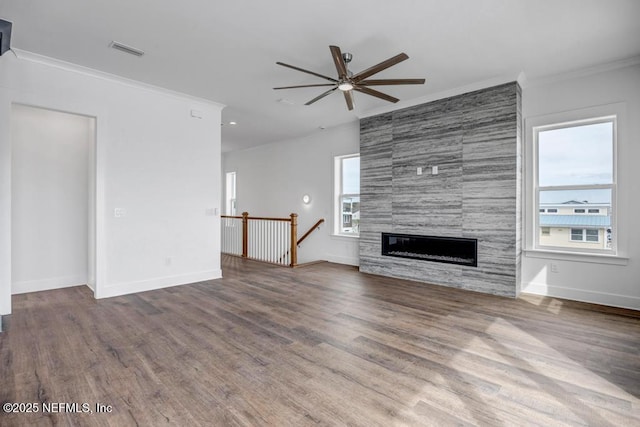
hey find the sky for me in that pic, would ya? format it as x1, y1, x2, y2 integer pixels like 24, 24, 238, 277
538, 121, 613, 187
538, 121, 612, 204
343, 156, 360, 194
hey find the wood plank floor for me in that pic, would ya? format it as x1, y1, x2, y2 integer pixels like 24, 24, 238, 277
1, 255, 639, 426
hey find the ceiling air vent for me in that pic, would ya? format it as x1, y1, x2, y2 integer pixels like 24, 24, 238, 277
109, 41, 144, 57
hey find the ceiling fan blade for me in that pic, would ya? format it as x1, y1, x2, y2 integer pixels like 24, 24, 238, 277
305, 87, 338, 106
276, 62, 338, 83
274, 83, 336, 90
343, 90, 354, 111
352, 53, 409, 82
329, 45, 348, 80
354, 86, 399, 103
359, 78, 425, 86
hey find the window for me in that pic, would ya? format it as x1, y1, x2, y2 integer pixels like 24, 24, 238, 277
225, 171, 237, 216
570, 228, 599, 243
334, 154, 360, 236
534, 117, 615, 253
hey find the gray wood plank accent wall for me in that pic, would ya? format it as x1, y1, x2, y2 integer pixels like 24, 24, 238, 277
359, 82, 522, 297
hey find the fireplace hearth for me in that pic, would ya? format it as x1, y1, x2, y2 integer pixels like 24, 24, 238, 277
382, 233, 477, 267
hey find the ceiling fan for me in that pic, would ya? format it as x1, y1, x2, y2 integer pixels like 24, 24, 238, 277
274, 45, 425, 111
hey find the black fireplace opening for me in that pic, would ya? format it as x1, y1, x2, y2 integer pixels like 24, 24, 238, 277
381, 233, 477, 267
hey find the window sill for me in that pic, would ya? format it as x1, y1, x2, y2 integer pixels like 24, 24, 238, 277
331, 233, 360, 240
523, 249, 628, 266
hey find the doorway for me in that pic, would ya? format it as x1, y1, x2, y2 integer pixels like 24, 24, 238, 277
11, 104, 96, 294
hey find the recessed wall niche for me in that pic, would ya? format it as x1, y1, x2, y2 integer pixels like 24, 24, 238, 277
359, 82, 522, 297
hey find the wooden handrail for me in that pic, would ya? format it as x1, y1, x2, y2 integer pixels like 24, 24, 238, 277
297, 219, 325, 246
246, 216, 292, 222
222, 215, 291, 222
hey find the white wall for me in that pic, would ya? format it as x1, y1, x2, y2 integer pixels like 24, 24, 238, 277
521, 61, 640, 310
0, 51, 223, 315
11, 105, 93, 294
222, 122, 360, 266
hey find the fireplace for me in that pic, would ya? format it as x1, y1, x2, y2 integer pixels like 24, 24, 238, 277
381, 233, 477, 267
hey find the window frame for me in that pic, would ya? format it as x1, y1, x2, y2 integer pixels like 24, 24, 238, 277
531, 115, 617, 256
334, 153, 360, 237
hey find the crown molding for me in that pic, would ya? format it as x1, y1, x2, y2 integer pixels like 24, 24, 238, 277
357, 55, 640, 119
520, 55, 640, 89
12, 49, 225, 109
357, 72, 520, 119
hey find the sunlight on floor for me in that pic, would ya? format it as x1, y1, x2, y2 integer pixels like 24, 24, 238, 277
399, 317, 639, 426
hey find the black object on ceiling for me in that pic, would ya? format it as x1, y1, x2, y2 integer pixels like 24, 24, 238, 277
0, 19, 12, 56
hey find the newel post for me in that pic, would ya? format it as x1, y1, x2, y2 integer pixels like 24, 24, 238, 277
242, 212, 249, 258
290, 213, 298, 267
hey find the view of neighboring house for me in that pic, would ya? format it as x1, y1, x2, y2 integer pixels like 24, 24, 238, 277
539, 200, 611, 250
341, 197, 360, 233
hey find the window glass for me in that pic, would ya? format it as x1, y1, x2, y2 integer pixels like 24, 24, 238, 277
538, 122, 613, 187
335, 155, 360, 236
225, 171, 237, 216
342, 156, 360, 194
586, 229, 599, 242
570, 229, 583, 241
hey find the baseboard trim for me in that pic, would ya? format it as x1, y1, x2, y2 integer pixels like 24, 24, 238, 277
96, 269, 223, 299
12, 275, 87, 295
522, 282, 640, 311
326, 254, 359, 267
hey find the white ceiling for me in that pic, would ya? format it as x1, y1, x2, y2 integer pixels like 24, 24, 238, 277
1, 0, 639, 152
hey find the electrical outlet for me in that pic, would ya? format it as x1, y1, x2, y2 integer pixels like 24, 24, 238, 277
165, 257, 172, 266
550, 262, 559, 273
114, 208, 126, 218
417, 167, 423, 175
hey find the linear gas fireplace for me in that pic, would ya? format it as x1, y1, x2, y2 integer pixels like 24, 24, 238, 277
382, 233, 477, 267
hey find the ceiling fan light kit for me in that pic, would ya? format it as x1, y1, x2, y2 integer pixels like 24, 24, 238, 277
338, 81, 354, 91
274, 45, 425, 111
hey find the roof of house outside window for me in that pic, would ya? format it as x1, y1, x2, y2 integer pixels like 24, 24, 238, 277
540, 215, 611, 227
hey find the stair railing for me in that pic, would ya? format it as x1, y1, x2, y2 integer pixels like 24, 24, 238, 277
221, 212, 324, 267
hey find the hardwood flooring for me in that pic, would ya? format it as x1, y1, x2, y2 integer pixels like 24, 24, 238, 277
1, 255, 639, 426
